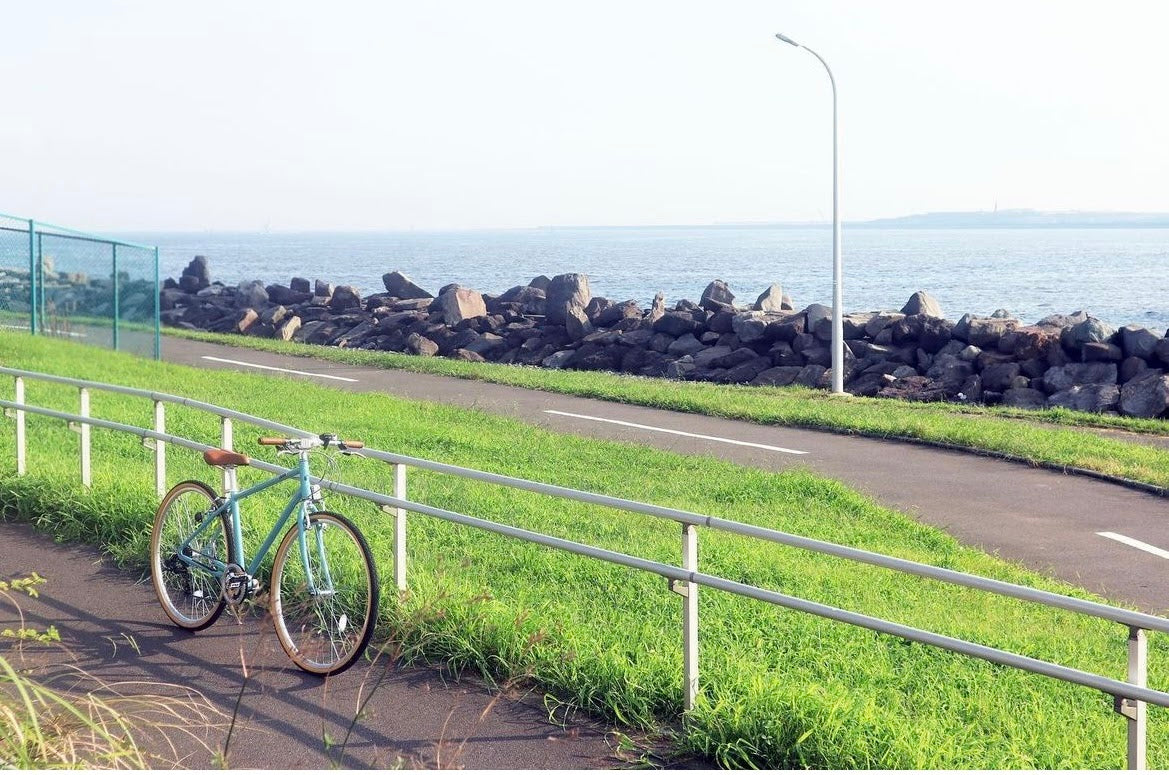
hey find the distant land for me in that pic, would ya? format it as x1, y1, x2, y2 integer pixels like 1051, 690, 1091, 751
579, 209, 1169, 231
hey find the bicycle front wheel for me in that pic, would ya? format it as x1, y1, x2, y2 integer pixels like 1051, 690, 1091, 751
151, 480, 231, 631
270, 511, 378, 676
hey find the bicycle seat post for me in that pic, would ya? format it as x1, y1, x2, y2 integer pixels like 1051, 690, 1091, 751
224, 464, 239, 496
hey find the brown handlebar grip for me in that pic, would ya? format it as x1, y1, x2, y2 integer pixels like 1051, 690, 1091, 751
341, 440, 364, 449
257, 437, 287, 446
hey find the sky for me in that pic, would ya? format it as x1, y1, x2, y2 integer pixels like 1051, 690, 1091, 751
2, 0, 1168, 231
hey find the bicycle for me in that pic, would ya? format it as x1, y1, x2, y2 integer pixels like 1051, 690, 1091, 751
149, 433, 379, 676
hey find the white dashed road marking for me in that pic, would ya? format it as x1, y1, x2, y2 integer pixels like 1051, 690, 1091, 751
543, 409, 808, 455
200, 355, 359, 383
1097, 531, 1169, 560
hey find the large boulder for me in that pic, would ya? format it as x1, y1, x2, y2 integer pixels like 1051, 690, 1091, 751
179, 256, 211, 293
753, 284, 785, 313
329, 284, 362, 311
1047, 384, 1120, 413
700, 279, 735, 312
1062, 316, 1116, 352
1119, 372, 1169, 418
900, 291, 943, 318
1042, 362, 1117, 393
1120, 326, 1160, 360
545, 273, 591, 326
439, 287, 487, 326
236, 280, 268, 309
382, 271, 433, 299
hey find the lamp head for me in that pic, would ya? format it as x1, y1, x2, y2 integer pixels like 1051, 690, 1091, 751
774, 32, 799, 47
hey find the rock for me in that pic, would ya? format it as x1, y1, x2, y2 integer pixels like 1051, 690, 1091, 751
450, 348, 486, 362
236, 280, 269, 309
865, 313, 903, 339
314, 279, 334, 298
750, 366, 803, 387
1047, 384, 1120, 413
1120, 357, 1153, 384
439, 287, 487, 326
1121, 326, 1160, 360
1119, 372, 1169, 418
1002, 387, 1048, 410
722, 356, 771, 384
382, 271, 433, 299
329, 284, 362, 311
753, 284, 785, 313
235, 308, 259, 334
528, 275, 552, 291
1002, 325, 1061, 360
794, 364, 828, 388
981, 362, 1021, 392
1062, 316, 1116, 351
545, 273, 591, 326
564, 306, 594, 339
803, 304, 832, 334
541, 350, 575, 369
1043, 362, 1118, 393
276, 316, 302, 341
1081, 341, 1123, 362
406, 333, 439, 357
290, 277, 311, 294
700, 279, 735, 312
731, 313, 770, 344
712, 347, 759, 369
959, 316, 1018, 348
1036, 310, 1089, 329
595, 299, 640, 327
647, 292, 666, 323
266, 284, 312, 306
1157, 339, 1169, 366
900, 291, 943, 318
667, 333, 706, 357
653, 311, 698, 337
767, 313, 806, 343
180, 256, 211, 292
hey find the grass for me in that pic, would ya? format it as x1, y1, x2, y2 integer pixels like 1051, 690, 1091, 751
169, 327, 1169, 489
1, 329, 1167, 767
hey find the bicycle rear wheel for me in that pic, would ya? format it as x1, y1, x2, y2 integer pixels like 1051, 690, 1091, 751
150, 480, 231, 630
270, 510, 379, 676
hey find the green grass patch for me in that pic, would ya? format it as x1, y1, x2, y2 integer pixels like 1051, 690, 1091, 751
1, 330, 1166, 767
169, 328, 1169, 489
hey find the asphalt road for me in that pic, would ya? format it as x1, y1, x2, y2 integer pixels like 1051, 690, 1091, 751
1, 522, 623, 769
164, 336, 1169, 614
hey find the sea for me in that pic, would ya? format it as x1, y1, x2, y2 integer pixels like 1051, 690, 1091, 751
115, 226, 1169, 333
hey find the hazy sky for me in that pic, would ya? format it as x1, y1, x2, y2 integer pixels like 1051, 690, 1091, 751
3, 0, 1168, 231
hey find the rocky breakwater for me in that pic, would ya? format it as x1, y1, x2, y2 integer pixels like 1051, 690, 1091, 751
160, 257, 1169, 419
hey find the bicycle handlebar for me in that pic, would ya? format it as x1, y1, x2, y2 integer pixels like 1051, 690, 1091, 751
257, 436, 364, 450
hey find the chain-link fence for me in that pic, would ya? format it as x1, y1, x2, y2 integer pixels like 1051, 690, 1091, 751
0, 212, 159, 359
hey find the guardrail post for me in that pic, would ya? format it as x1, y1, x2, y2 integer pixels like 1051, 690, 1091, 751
153, 400, 166, 497
79, 388, 91, 488
1127, 627, 1147, 770
394, 463, 407, 591
682, 523, 699, 712
220, 417, 233, 493
14, 377, 26, 476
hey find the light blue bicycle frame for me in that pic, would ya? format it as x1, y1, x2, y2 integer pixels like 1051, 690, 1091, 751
175, 454, 331, 594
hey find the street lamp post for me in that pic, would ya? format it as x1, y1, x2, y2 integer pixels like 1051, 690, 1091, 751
775, 32, 845, 394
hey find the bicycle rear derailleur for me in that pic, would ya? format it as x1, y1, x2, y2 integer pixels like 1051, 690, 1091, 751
222, 563, 259, 606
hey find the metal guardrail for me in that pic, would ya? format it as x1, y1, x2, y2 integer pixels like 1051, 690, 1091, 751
1, 364, 1165, 768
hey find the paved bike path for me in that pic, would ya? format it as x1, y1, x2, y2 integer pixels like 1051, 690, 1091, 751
165, 336, 1169, 614
0, 522, 624, 769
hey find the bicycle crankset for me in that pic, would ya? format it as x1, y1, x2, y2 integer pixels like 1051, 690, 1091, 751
221, 563, 258, 606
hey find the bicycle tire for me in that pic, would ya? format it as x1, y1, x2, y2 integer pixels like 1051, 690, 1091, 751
150, 480, 232, 631
270, 510, 379, 676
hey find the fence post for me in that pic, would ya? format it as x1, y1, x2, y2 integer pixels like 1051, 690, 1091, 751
393, 463, 407, 591
27, 220, 36, 335
220, 417, 233, 493
37, 234, 45, 333
112, 244, 120, 351
79, 388, 91, 488
682, 523, 699, 712
14, 377, 26, 476
153, 400, 166, 497
1127, 627, 1147, 770
153, 246, 161, 360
